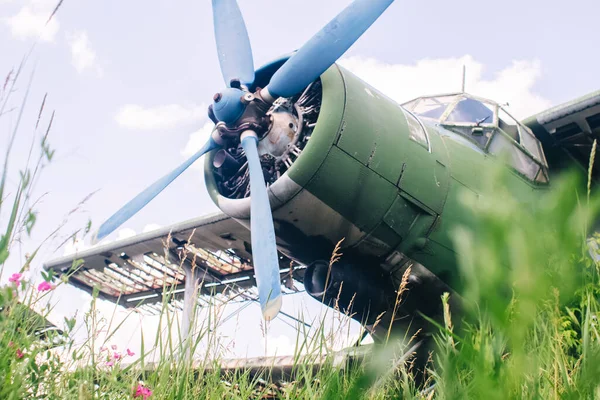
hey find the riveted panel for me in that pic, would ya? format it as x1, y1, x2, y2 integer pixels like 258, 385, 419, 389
337, 67, 408, 185
398, 129, 450, 214
427, 178, 478, 252
360, 222, 402, 257
439, 132, 490, 191
410, 239, 458, 285
305, 146, 397, 234
383, 195, 421, 239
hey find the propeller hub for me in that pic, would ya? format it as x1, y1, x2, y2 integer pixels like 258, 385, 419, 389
229, 78, 242, 89
257, 110, 299, 157
213, 87, 247, 124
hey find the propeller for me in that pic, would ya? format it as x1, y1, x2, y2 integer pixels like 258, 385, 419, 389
240, 131, 282, 320
93, 0, 395, 320
264, 0, 395, 99
91, 137, 221, 244
212, 0, 255, 87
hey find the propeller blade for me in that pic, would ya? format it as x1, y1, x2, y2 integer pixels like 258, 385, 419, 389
92, 137, 220, 244
212, 0, 255, 87
240, 131, 282, 320
265, 0, 394, 99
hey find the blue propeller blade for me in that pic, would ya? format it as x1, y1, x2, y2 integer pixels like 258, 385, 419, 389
92, 137, 220, 244
265, 0, 394, 99
240, 132, 282, 320
212, 0, 255, 87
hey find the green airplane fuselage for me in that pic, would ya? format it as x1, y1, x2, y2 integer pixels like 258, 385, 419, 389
205, 61, 547, 305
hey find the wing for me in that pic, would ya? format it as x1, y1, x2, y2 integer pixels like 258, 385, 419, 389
43, 212, 305, 311
523, 89, 600, 182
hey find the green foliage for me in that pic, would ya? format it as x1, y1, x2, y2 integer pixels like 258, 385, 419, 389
429, 166, 600, 399
0, 285, 68, 399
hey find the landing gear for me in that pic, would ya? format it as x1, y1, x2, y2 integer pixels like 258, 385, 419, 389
365, 263, 463, 387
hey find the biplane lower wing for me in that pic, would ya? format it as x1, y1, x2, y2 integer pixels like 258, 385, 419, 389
43, 212, 305, 309
523, 89, 600, 181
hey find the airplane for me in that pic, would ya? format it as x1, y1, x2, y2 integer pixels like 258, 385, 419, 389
43, 0, 600, 363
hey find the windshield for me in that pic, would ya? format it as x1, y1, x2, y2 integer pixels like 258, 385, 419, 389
401, 93, 549, 181
446, 98, 495, 125
410, 96, 456, 120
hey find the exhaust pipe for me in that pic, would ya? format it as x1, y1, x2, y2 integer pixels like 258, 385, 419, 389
304, 258, 395, 324
213, 149, 242, 174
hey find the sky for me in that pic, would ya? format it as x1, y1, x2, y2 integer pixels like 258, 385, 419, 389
1, 0, 599, 360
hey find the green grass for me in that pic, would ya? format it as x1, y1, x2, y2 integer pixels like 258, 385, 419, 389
429, 167, 600, 400
3, 48, 600, 400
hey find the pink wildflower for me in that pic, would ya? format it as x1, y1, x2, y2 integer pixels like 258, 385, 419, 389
8, 273, 22, 285
113, 352, 121, 360
16, 349, 23, 359
111, 345, 117, 350
105, 360, 114, 367
8, 341, 14, 348
134, 385, 152, 399
126, 348, 135, 357
37, 281, 53, 292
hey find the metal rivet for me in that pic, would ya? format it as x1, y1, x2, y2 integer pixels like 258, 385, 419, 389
241, 93, 254, 104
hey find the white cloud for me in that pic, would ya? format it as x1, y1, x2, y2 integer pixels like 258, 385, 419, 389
115, 104, 207, 130
62, 237, 87, 256
181, 122, 216, 171
264, 334, 295, 356
29, 0, 59, 7
5, 6, 59, 42
116, 228, 136, 241
182, 121, 214, 156
338, 55, 552, 119
142, 223, 161, 233
4, 0, 60, 42
68, 31, 102, 76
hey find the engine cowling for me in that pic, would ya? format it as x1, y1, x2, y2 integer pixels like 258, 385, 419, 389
204, 54, 451, 275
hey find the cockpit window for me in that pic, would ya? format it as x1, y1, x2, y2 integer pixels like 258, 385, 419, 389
520, 126, 545, 165
401, 93, 550, 184
498, 108, 545, 165
402, 109, 429, 150
498, 108, 520, 142
488, 131, 540, 181
410, 96, 455, 120
446, 98, 495, 125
